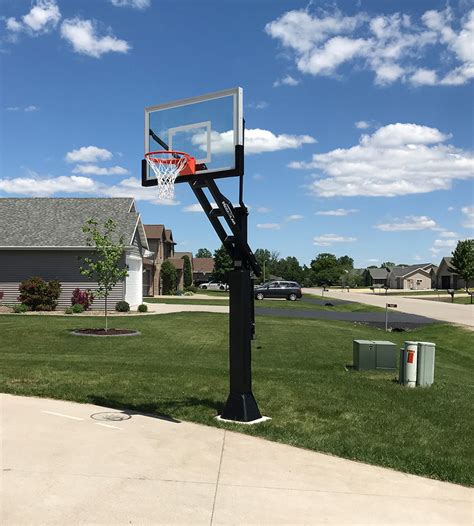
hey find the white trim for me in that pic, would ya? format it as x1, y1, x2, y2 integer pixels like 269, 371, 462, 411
168, 121, 212, 164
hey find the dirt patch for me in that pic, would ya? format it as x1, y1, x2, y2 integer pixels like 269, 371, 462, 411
0, 305, 13, 313
71, 328, 141, 337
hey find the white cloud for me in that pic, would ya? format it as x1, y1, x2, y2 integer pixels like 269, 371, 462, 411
355, 120, 370, 129
273, 75, 300, 87
257, 206, 271, 213
60, 18, 130, 58
66, 146, 113, 163
430, 238, 458, 254
72, 164, 129, 176
183, 203, 215, 213
24, 105, 40, 112
290, 123, 473, 198
6, 107, 20, 111
5, 0, 61, 35
248, 101, 269, 110
448, 206, 455, 212
461, 205, 474, 229
286, 214, 304, 221
376, 215, 437, 231
0, 175, 96, 196
367, 258, 379, 263
257, 223, 281, 230
316, 208, 358, 216
266, 7, 474, 87
192, 128, 316, 155
439, 231, 459, 238
0, 173, 177, 206
313, 234, 357, 246
110, 0, 150, 8
253, 173, 264, 181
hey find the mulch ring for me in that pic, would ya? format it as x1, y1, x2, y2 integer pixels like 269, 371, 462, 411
71, 328, 141, 337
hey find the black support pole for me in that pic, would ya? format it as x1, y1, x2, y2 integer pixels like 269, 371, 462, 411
220, 268, 262, 421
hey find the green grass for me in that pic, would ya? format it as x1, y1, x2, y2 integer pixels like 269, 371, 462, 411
145, 296, 384, 312
0, 313, 472, 486
417, 296, 473, 305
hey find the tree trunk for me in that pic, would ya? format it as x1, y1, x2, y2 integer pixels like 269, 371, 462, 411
105, 294, 108, 331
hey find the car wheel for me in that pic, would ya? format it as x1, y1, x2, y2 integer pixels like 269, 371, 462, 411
219, 285, 225, 290
288, 293, 297, 301
201, 285, 208, 290
256, 292, 264, 300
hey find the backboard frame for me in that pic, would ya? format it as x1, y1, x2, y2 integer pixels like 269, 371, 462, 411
142, 87, 244, 187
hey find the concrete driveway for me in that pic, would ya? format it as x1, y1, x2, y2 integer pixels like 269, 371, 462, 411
1, 394, 472, 525
304, 289, 474, 328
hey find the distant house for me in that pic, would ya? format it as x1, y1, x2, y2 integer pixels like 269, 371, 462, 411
0, 198, 148, 307
143, 224, 177, 296
363, 267, 389, 287
436, 257, 473, 290
192, 257, 214, 285
387, 263, 437, 290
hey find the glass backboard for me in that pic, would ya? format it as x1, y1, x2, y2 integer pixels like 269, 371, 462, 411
143, 87, 243, 186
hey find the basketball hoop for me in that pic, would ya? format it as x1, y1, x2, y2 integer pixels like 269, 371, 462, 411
145, 151, 195, 200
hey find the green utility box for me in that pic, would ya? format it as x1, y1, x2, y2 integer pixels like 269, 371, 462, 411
416, 342, 436, 387
353, 340, 397, 371
372, 341, 397, 370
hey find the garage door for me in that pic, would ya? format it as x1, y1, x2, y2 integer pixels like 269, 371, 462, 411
125, 254, 143, 306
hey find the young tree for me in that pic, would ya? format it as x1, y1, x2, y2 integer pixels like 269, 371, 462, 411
182, 255, 193, 288
254, 248, 280, 282
161, 260, 178, 294
450, 239, 474, 292
79, 218, 128, 331
196, 248, 212, 258
213, 244, 233, 283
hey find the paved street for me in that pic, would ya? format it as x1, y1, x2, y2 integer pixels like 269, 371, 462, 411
1, 395, 472, 525
304, 289, 474, 328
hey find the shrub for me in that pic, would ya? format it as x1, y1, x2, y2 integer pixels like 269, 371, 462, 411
13, 304, 28, 313
184, 285, 198, 293
65, 307, 74, 315
183, 291, 194, 296
137, 303, 148, 313
71, 288, 94, 310
161, 260, 178, 295
115, 300, 130, 312
18, 277, 61, 311
72, 303, 85, 313
174, 290, 184, 296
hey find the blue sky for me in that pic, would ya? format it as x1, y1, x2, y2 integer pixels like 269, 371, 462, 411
1, 0, 473, 267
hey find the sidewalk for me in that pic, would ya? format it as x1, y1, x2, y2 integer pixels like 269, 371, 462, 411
1, 395, 472, 525
304, 288, 474, 328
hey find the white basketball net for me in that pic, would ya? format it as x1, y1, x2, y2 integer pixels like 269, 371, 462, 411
145, 152, 188, 200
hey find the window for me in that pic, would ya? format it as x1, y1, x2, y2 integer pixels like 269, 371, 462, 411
269, 282, 280, 288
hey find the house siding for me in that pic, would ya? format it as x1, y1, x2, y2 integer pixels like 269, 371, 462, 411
0, 250, 125, 308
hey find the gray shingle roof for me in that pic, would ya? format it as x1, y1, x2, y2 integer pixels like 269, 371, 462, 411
367, 268, 389, 279
0, 198, 142, 248
388, 264, 433, 278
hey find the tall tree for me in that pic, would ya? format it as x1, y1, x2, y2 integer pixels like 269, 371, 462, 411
196, 248, 212, 258
79, 218, 128, 331
310, 253, 341, 286
254, 248, 280, 282
182, 255, 193, 288
277, 256, 303, 283
212, 245, 233, 283
337, 255, 354, 270
161, 260, 178, 294
450, 239, 474, 291
381, 261, 396, 269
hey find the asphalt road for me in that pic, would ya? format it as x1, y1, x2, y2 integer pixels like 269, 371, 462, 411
255, 306, 437, 330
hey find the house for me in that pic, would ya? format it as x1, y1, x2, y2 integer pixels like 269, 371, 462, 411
363, 267, 389, 287
192, 257, 214, 285
143, 224, 177, 296
387, 263, 437, 290
436, 257, 473, 290
0, 198, 149, 308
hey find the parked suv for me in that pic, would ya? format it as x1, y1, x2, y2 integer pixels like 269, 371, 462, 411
254, 281, 302, 301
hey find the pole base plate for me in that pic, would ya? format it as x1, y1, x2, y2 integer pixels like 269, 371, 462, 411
220, 392, 262, 422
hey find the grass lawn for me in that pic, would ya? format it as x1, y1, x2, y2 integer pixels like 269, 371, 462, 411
0, 312, 472, 486
417, 296, 473, 305
145, 296, 383, 312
